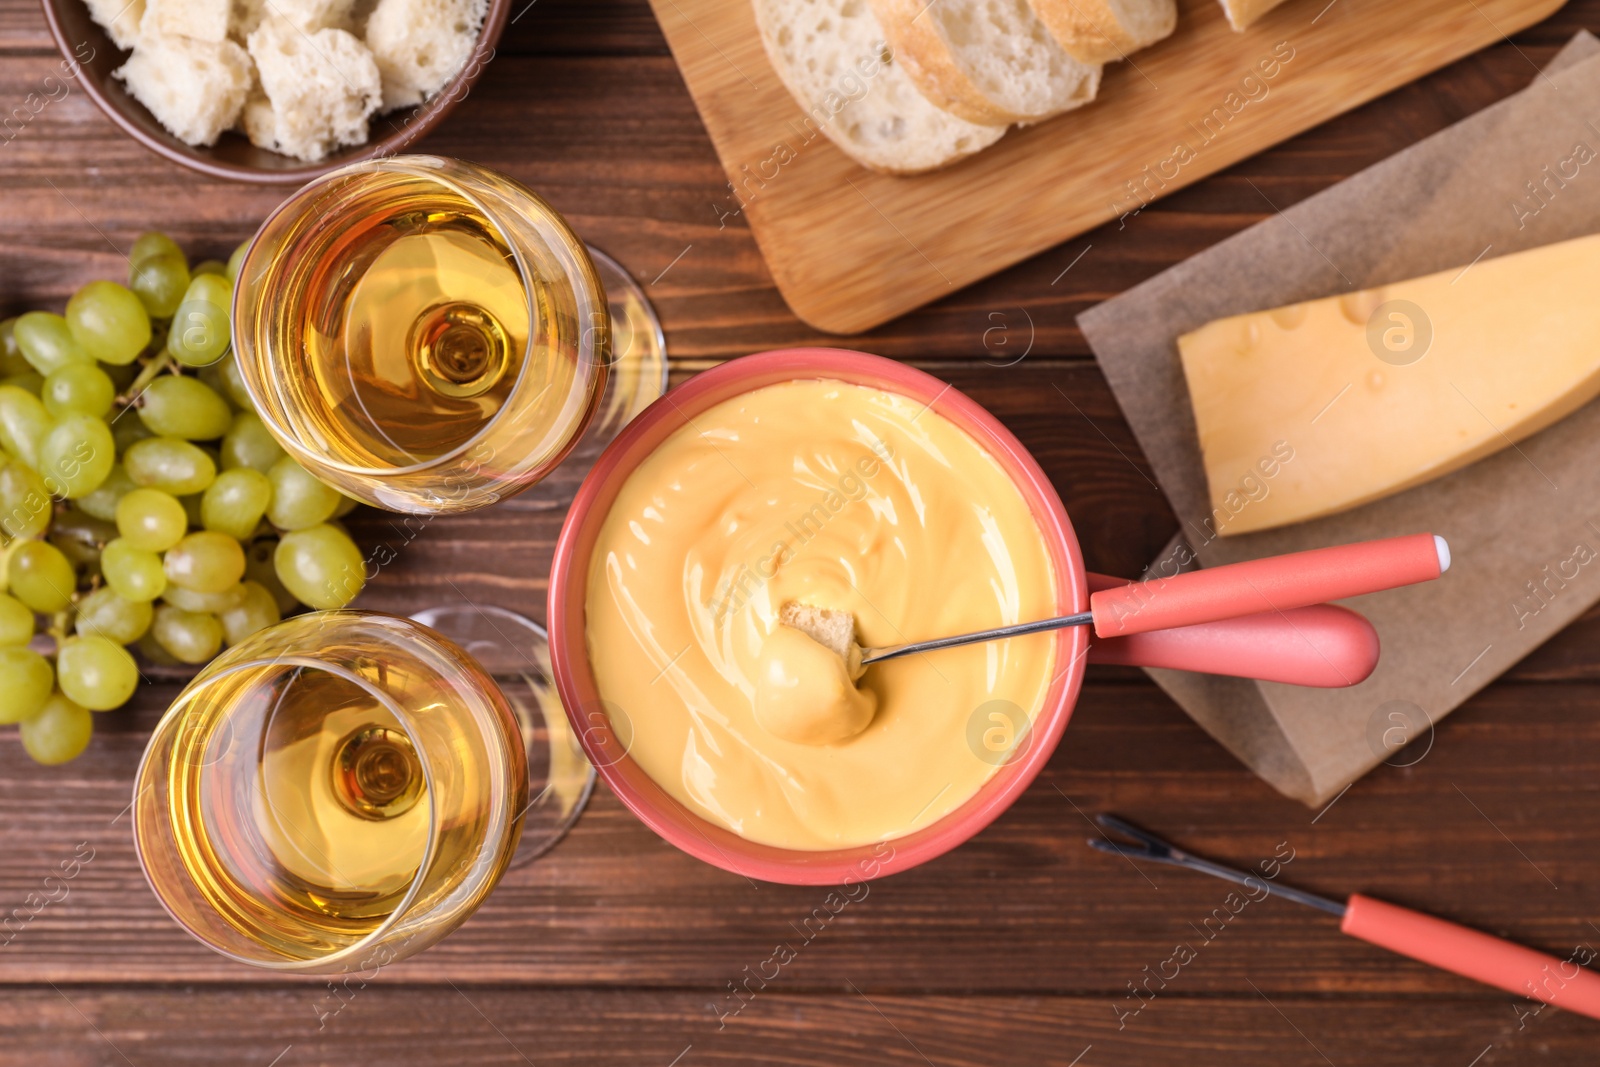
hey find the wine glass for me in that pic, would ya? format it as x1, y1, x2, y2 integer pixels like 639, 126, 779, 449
133, 611, 527, 972
231, 154, 666, 514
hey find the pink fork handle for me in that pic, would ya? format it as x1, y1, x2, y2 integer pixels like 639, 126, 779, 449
1089, 533, 1448, 638
1342, 894, 1600, 1021
1087, 603, 1379, 687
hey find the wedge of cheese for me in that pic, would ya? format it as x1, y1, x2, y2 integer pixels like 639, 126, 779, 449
1178, 232, 1600, 536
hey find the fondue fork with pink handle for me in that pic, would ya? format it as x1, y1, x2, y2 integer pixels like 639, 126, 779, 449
853, 533, 1448, 687
1090, 815, 1600, 1022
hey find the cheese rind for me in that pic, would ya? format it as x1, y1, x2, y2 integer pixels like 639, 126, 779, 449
1178, 232, 1600, 536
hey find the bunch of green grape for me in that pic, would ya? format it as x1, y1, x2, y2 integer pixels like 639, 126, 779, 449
1, 233, 367, 765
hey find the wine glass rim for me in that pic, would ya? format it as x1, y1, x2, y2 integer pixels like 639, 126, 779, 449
132, 651, 441, 974
238, 153, 600, 483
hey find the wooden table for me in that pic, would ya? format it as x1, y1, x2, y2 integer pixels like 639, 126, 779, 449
3, 1, 1600, 1062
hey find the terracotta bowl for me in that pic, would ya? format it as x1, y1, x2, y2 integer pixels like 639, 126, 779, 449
547, 348, 1089, 886
37, 0, 508, 183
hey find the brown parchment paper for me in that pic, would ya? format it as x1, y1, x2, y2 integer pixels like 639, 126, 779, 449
1077, 32, 1600, 807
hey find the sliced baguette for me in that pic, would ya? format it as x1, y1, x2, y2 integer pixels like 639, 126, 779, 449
752, 0, 1006, 174
868, 0, 1100, 125
1218, 0, 1289, 30
1030, 0, 1175, 64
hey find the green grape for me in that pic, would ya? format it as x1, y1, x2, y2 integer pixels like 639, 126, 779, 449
192, 259, 227, 277
13, 311, 92, 375
202, 468, 272, 541
332, 494, 360, 519
112, 415, 153, 455
75, 585, 153, 644
42, 362, 115, 419
124, 436, 215, 495
220, 412, 286, 473
216, 354, 254, 410
8, 540, 75, 613
132, 630, 178, 666
65, 280, 152, 366
129, 253, 189, 319
138, 375, 231, 439
219, 580, 281, 646
161, 582, 244, 614
48, 509, 116, 576
152, 604, 223, 664
130, 232, 183, 266
38, 414, 115, 499
102, 538, 166, 602
267, 456, 340, 531
1, 372, 44, 396
166, 275, 232, 368
116, 487, 188, 551
226, 239, 251, 281
0, 592, 33, 646
0, 385, 51, 468
0, 318, 30, 377
275, 524, 364, 609
20, 692, 92, 763
75, 462, 136, 523
56, 635, 139, 711
243, 537, 298, 613
164, 530, 245, 593
0, 647, 53, 724
0, 460, 52, 539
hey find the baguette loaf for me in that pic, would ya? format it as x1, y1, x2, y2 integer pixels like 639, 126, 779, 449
1030, 0, 1175, 64
868, 0, 1100, 125
1218, 0, 1290, 30
752, 0, 1005, 174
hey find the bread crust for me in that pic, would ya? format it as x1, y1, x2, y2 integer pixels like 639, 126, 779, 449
1029, 0, 1176, 64
751, 0, 1005, 174
1219, 0, 1289, 30
867, 0, 1021, 124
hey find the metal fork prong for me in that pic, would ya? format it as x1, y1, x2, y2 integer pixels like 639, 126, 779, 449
1093, 813, 1175, 855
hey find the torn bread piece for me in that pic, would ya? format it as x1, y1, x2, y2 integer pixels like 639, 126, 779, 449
245, 17, 381, 161
113, 31, 252, 146
752, 0, 1006, 174
85, 0, 146, 49
364, 0, 487, 111
868, 0, 1101, 125
144, 0, 230, 42
780, 601, 865, 680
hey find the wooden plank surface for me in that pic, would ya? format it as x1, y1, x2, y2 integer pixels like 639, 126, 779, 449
4, 0, 1600, 1062
647, 0, 1565, 332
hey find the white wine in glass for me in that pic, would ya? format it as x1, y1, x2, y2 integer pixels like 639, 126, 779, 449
133, 611, 528, 972
232, 155, 666, 514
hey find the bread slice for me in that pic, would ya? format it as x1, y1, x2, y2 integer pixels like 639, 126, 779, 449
752, 0, 1005, 174
1218, 0, 1289, 30
245, 18, 381, 161
84, 0, 145, 50
364, 0, 487, 111
1030, 0, 1176, 64
144, 0, 230, 42
112, 31, 252, 145
868, 0, 1100, 125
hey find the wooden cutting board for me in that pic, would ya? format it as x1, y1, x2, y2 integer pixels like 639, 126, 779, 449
647, 0, 1566, 333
